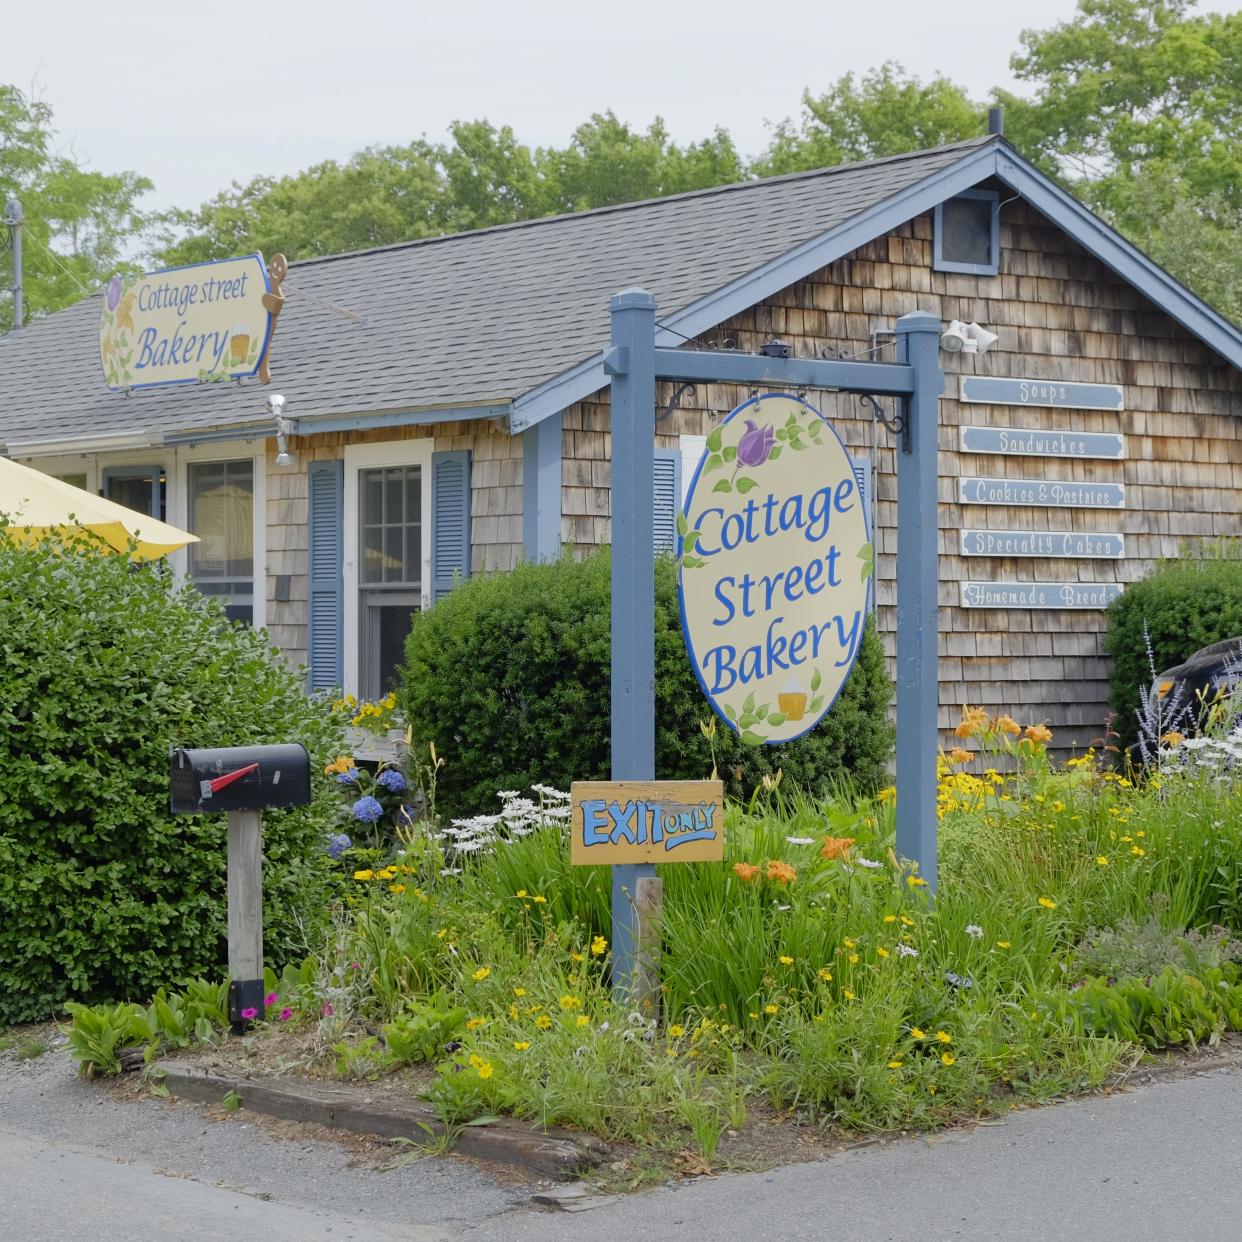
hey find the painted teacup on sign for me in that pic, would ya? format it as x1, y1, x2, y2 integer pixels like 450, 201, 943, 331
677, 393, 871, 745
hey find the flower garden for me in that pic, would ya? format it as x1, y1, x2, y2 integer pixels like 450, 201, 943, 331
62, 701, 1242, 1159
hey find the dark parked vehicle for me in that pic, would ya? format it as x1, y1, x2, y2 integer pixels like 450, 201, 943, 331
1153, 636, 1242, 721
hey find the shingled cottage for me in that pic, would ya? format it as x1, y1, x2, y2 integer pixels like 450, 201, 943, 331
2, 134, 1239, 749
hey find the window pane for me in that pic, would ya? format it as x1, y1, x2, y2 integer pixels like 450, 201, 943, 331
372, 602, 418, 697
358, 466, 421, 587
364, 474, 383, 525
941, 196, 993, 266
189, 460, 254, 580
362, 525, 385, 583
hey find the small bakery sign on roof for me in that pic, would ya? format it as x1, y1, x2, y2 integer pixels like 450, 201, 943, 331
99, 253, 284, 392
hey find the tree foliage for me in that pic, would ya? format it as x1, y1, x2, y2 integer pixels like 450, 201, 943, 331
0, 86, 152, 331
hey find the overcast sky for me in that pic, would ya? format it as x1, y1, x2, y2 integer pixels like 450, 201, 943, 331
5, 0, 1239, 215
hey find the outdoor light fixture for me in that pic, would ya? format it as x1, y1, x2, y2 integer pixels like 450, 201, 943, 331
267, 393, 297, 466
940, 321, 997, 354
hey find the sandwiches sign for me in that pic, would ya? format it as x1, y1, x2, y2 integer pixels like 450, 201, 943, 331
99, 254, 275, 391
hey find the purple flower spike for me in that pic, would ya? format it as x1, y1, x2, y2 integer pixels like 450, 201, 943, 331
106, 275, 122, 311
737, 419, 776, 468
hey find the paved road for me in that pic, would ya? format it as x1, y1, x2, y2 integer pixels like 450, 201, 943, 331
3, 1045, 1240, 1241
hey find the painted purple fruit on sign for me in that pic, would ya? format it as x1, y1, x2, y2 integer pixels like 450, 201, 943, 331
106, 275, 122, 311
737, 419, 776, 468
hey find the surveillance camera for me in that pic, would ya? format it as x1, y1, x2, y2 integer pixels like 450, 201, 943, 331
939, 321, 969, 352
265, 393, 286, 414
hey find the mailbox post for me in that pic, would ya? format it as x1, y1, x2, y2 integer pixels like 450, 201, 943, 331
170, 744, 312, 1032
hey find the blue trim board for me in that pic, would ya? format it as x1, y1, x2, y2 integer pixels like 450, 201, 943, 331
522, 411, 563, 561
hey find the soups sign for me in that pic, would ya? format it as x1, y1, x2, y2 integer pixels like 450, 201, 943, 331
677, 394, 871, 745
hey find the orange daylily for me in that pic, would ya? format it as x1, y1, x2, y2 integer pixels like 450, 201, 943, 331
821, 835, 855, 862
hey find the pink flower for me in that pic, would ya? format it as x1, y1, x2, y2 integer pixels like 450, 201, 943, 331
279, 1007, 293, 1021
264, 992, 278, 1007
321, 1002, 334, 1017
348, 961, 361, 970
240, 1007, 258, 1020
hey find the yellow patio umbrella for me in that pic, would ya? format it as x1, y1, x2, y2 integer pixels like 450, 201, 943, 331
0, 457, 199, 561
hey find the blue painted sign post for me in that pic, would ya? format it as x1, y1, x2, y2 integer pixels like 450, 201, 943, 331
602, 289, 944, 996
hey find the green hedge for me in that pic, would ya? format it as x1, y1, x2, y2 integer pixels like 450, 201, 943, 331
401, 549, 893, 819
1104, 554, 1242, 748
0, 530, 342, 1025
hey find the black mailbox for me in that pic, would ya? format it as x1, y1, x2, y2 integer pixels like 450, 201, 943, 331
170, 744, 313, 815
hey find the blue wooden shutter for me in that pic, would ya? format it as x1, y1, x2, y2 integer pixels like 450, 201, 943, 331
307, 459, 344, 692
653, 449, 681, 555
853, 457, 874, 615
431, 450, 472, 601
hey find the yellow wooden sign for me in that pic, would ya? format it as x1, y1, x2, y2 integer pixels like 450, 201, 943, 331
570, 780, 724, 865
99, 253, 280, 391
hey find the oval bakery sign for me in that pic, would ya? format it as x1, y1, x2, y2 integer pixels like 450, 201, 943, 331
678, 394, 871, 744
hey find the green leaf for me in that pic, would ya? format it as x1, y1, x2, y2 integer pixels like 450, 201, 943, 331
810, 667, 822, 692
682, 530, 700, 553
712, 479, 732, 494
768, 446, 783, 461
680, 554, 706, 570
704, 455, 726, 474
741, 730, 767, 746
722, 445, 737, 462
723, 702, 738, 723
775, 427, 789, 441
676, 511, 689, 536
706, 426, 723, 453
859, 543, 874, 581
755, 704, 769, 720
809, 696, 825, 713
735, 477, 758, 493
767, 712, 787, 726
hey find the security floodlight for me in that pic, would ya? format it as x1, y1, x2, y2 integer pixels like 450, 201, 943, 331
966, 322, 998, 353
939, 320, 969, 352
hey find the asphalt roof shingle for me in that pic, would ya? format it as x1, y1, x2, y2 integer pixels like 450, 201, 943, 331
0, 138, 994, 447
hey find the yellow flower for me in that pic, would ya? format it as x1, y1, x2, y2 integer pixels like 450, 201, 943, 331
883, 915, 897, 924
468, 1054, 485, 1069
996, 715, 1021, 736
778, 955, 794, 966
472, 966, 491, 982
817, 967, 833, 982
575, 1015, 590, 1028
996, 940, 1011, 949
570, 952, 584, 962
847, 953, 860, 964
534, 1014, 552, 1029
934, 1030, 952, 1044
888, 1059, 903, 1069
477, 1062, 494, 1080
1024, 723, 1053, 744
843, 937, 857, 949
941, 1052, 956, 1066
533, 895, 547, 905
668, 1024, 685, 1038
1096, 856, 1109, 867
876, 947, 890, 958
465, 1017, 487, 1031
388, 883, 406, 894
513, 986, 527, 997
900, 915, 915, 927
946, 747, 974, 765
748, 1012, 760, 1020
764, 1003, 779, 1015
843, 989, 856, 1001
1131, 845, 1146, 857
910, 1027, 926, 1040
513, 1041, 531, 1051
559, 995, 583, 1010
507, 1004, 519, 1020
591, 936, 608, 956
907, 876, 928, 889
1037, 897, 1057, 910
516, 889, 528, 898
353, 869, 374, 881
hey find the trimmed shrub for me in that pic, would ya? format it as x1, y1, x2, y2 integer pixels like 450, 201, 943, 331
0, 530, 342, 1025
401, 548, 893, 818
1104, 553, 1242, 748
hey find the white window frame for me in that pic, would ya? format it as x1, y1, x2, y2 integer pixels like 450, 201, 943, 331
343, 438, 434, 700
678, 434, 707, 502
169, 441, 267, 631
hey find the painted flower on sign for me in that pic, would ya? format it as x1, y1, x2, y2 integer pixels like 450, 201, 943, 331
736, 419, 776, 468
107, 274, 123, 311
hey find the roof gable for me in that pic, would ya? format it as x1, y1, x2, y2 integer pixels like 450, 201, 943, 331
1, 135, 1238, 452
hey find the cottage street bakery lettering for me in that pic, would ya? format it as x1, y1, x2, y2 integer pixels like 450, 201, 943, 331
960, 582, 1123, 609
99, 254, 273, 392
678, 393, 870, 746
960, 377, 1124, 412
960, 476, 1125, 509
959, 426, 1125, 460
961, 530, 1125, 559
570, 781, 725, 865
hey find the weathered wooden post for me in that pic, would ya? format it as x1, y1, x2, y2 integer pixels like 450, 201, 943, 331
170, 744, 312, 1032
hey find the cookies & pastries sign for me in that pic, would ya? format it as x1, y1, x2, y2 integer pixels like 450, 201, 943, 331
99, 254, 275, 391
678, 393, 871, 745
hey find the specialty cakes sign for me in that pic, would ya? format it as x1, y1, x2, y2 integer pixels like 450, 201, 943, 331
678, 393, 870, 745
99, 254, 275, 391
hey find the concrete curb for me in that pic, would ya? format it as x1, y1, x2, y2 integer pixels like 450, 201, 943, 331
156, 1060, 609, 1180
